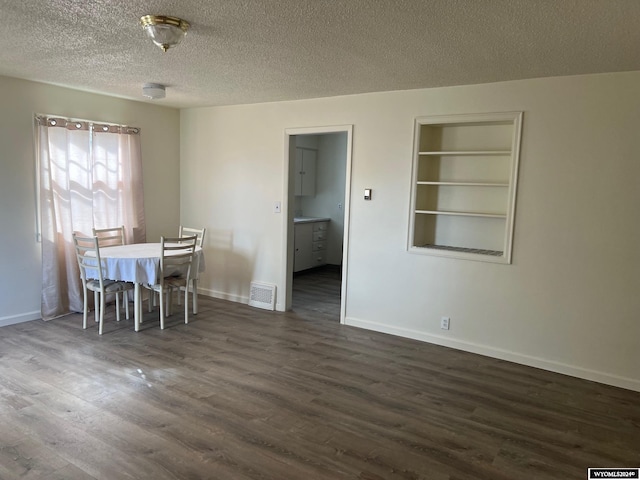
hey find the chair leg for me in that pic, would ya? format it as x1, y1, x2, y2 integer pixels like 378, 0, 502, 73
98, 292, 106, 335
159, 287, 165, 330
94, 291, 99, 323
82, 288, 88, 329
135, 284, 142, 331
115, 292, 121, 322
139, 289, 145, 325
124, 291, 130, 320
192, 279, 198, 315
184, 283, 189, 324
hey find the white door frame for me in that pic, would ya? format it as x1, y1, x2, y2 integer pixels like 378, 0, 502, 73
281, 125, 353, 323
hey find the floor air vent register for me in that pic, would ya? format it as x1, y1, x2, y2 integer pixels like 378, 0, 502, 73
248, 282, 276, 310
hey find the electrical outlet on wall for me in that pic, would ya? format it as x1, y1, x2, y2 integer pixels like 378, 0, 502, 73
440, 316, 450, 330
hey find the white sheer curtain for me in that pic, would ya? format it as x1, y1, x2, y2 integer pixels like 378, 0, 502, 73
37, 116, 146, 320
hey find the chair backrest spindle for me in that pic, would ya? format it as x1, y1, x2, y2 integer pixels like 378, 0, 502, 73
178, 226, 206, 248
160, 235, 198, 285
93, 225, 126, 247
73, 234, 105, 289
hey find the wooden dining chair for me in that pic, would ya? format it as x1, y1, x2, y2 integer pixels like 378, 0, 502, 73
73, 233, 135, 334
177, 226, 206, 314
147, 235, 198, 329
93, 225, 130, 313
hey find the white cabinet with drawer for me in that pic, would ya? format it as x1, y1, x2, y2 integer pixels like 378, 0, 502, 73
294, 219, 329, 272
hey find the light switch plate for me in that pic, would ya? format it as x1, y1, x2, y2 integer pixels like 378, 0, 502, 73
364, 188, 372, 200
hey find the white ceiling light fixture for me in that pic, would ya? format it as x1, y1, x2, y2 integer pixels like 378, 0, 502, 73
142, 83, 166, 100
140, 15, 190, 52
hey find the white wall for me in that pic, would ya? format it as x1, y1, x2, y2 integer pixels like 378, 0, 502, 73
0, 76, 181, 326
295, 135, 319, 150
181, 71, 640, 391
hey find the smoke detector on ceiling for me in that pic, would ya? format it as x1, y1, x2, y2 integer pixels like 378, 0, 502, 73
142, 83, 166, 100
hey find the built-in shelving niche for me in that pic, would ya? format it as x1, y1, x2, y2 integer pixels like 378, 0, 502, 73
408, 112, 523, 263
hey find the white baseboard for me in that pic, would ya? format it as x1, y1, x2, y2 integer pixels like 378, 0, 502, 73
345, 316, 640, 393
199, 288, 287, 312
0, 311, 41, 328
198, 287, 249, 305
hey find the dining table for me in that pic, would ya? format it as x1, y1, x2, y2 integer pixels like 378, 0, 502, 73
88, 242, 205, 331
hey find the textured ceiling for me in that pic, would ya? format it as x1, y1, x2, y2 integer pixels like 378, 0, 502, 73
1, 0, 639, 109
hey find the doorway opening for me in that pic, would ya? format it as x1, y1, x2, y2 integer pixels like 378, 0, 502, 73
282, 126, 353, 323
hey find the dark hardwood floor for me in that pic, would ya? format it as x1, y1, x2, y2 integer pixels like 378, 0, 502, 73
1, 272, 639, 479
292, 265, 342, 320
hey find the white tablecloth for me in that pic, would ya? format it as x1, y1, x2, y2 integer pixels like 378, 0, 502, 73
90, 243, 205, 285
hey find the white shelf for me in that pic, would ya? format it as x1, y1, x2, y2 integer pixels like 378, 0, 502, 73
417, 181, 509, 187
415, 210, 507, 219
420, 244, 503, 257
418, 150, 512, 156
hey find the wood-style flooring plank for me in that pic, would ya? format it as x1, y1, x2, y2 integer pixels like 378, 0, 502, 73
0, 266, 638, 479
